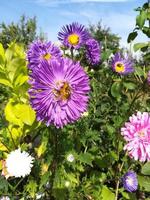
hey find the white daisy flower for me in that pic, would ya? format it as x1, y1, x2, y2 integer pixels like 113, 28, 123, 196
6, 148, 34, 178
66, 154, 75, 162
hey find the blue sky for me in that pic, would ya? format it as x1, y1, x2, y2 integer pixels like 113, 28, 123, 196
0, 0, 147, 47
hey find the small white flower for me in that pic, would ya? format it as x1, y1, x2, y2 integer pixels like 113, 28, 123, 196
67, 154, 75, 162
36, 193, 44, 199
65, 181, 70, 187
0, 197, 10, 200
6, 148, 34, 178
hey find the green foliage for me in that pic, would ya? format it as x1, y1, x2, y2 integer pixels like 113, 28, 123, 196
88, 21, 120, 52
141, 162, 150, 175
0, 15, 46, 49
100, 186, 115, 200
128, 1, 150, 64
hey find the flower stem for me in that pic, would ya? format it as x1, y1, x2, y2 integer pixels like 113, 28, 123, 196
70, 47, 74, 60
7, 128, 17, 149
115, 161, 125, 200
49, 128, 59, 198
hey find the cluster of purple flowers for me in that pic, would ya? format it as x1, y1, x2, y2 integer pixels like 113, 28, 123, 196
58, 22, 100, 65
27, 22, 93, 128
27, 22, 136, 129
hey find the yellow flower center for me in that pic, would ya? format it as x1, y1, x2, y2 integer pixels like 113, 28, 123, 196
115, 62, 125, 73
53, 82, 71, 100
43, 53, 51, 60
138, 130, 145, 138
68, 34, 79, 46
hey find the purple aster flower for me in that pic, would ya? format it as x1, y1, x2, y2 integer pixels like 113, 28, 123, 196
27, 40, 62, 70
58, 22, 90, 49
85, 38, 101, 65
122, 171, 138, 192
28, 58, 90, 128
111, 53, 134, 75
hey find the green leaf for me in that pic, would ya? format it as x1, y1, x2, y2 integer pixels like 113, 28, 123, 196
143, 26, 150, 38
7, 58, 25, 82
14, 74, 28, 87
0, 78, 12, 88
0, 43, 5, 63
0, 72, 12, 87
101, 49, 112, 61
133, 42, 149, 52
141, 162, 150, 175
5, 48, 13, 62
136, 10, 147, 29
111, 82, 122, 98
123, 82, 137, 90
100, 186, 115, 200
127, 31, 138, 43
36, 138, 48, 158
0, 139, 8, 152
14, 104, 36, 126
67, 173, 78, 184
9, 125, 23, 142
79, 152, 93, 166
4, 99, 22, 126
26, 180, 37, 198
138, 175, 150, 192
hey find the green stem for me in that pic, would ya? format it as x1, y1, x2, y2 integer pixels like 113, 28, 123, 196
0, 139, 10, 152
7, 128, 17, 149
13, 178, 24, 191
128, 80, 147, 114
70, 47, 74, 60
115, 158, 125, 200
49, 128, 59, 199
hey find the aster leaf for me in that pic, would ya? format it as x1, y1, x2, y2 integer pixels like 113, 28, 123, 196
136, 10, 147, 29
138, 175, 150, 192
100, 186, 115, 200
127, 31, 138, 43
141, 162, 150, 175
123, 82, 137, 90
111, 82, 122, 98
133, 42, 149, 52
78, 152, 93, 166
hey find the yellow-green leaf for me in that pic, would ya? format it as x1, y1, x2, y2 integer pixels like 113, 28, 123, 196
14, 104, 36, 126
4, 99, 22, 126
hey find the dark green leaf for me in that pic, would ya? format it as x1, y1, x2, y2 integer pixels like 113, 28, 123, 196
127, 31, 138, 43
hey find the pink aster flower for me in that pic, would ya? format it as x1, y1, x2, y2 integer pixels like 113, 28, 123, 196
121, 112, 150, 162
